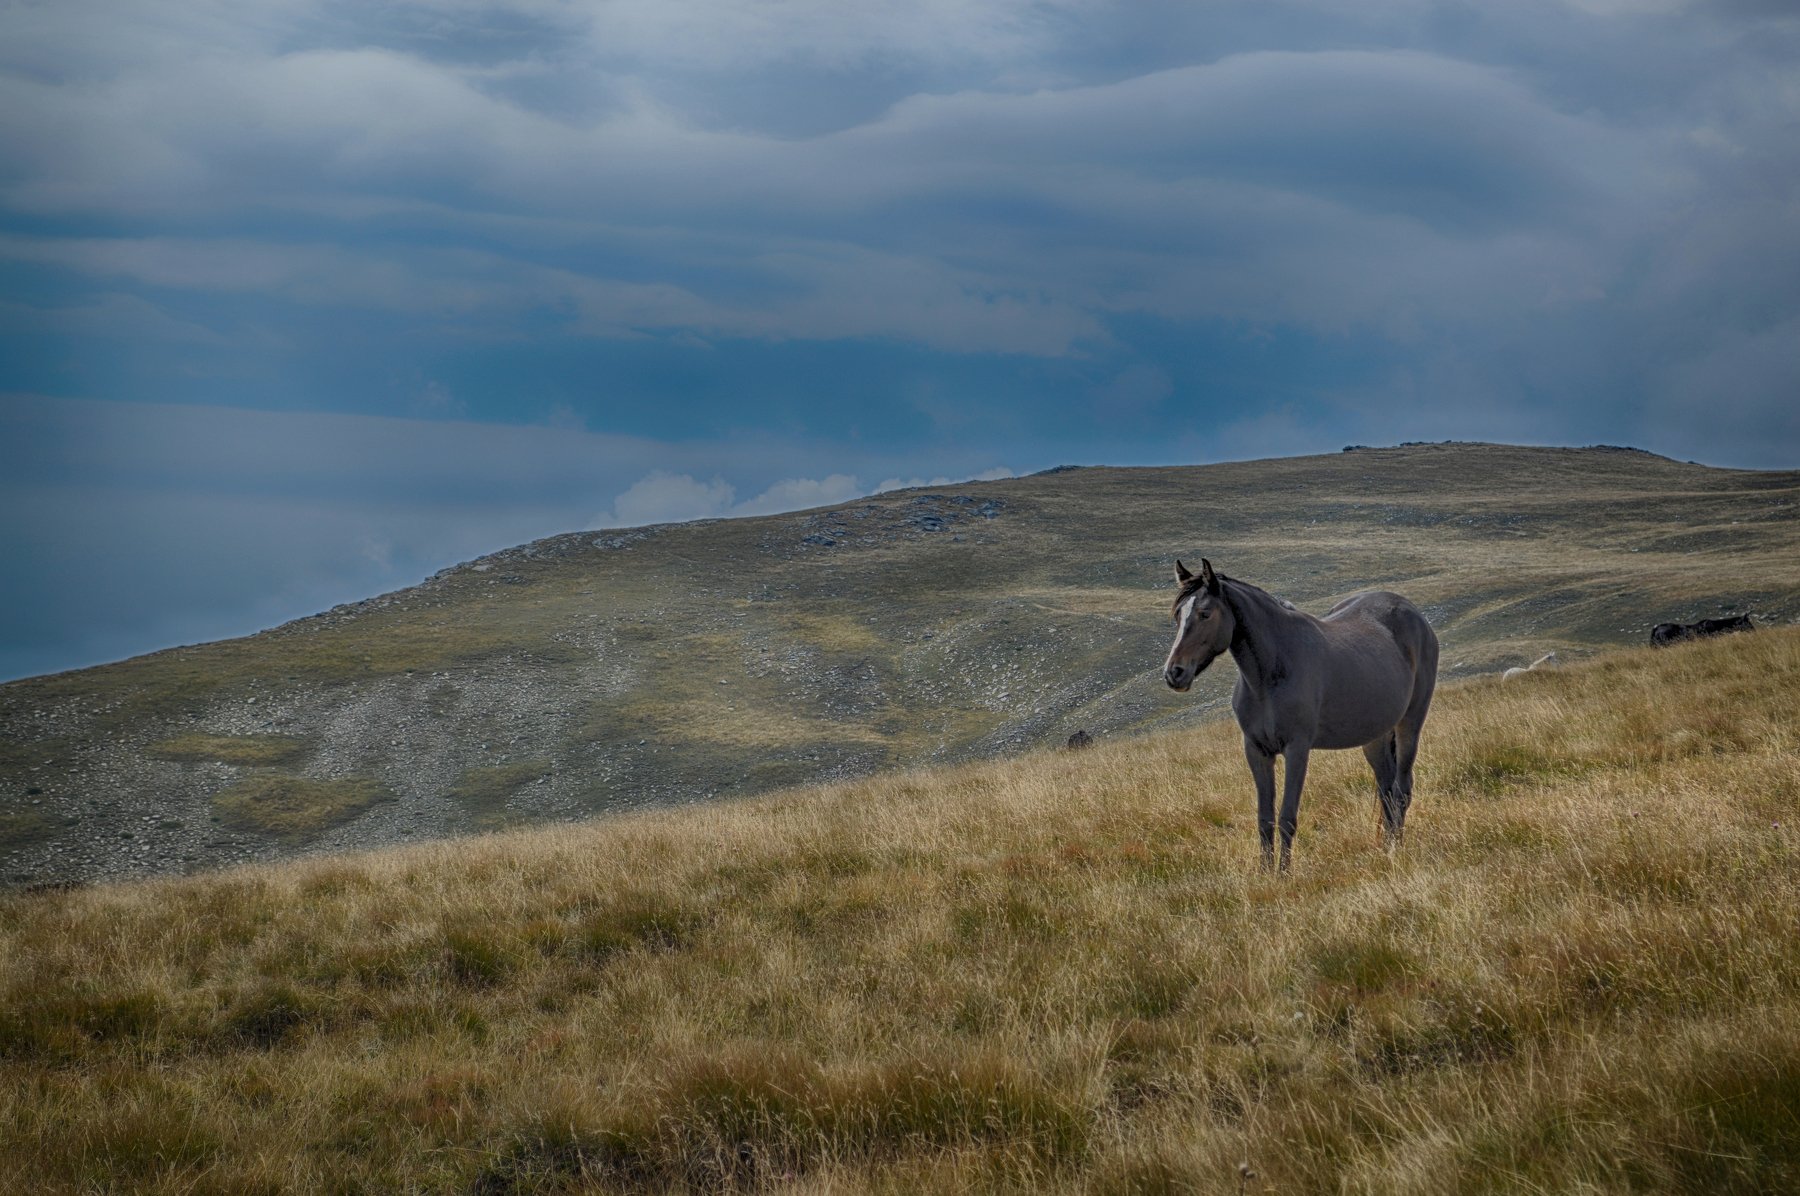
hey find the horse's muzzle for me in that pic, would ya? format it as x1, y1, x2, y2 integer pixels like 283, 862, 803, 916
1164, 666, 1193, 691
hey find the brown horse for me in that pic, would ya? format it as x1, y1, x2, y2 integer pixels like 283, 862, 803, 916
1162, 560, 1438, 869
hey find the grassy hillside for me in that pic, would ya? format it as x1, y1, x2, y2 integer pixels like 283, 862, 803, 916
3, 442, 1797, 888
3, 628, 1798, 1194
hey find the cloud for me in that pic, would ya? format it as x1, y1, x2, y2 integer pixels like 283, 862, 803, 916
605, 471, 737, 526
1098, 363, 1174, 415
1645, 313, 1800, 467
0, 291, 227, 343
732, 473, 865, 516
875, 467, 1015, 493
0, 28, 1663, 357
5, 1, 1795, 414
411, 379, 467, 419
580, 0, 1075, 73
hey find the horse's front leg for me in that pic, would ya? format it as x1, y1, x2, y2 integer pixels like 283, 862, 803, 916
1278, 743, 1311, 872
1244, 738, 1277, 870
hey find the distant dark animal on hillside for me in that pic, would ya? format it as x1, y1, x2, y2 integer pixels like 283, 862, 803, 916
1161, 559, 1438, 870
1651, 615, 1754, 647
1065, 729, 1094, 751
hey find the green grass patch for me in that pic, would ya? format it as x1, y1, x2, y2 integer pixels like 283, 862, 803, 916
572, 890, 707, 960
1310, 938, 1419, 997
1442, 743, 1587, 796
211, 774, 395, 842
221, 982, 323, 1049
1666, 1047, 1800, 1189
475, 1048, 1090, 1193
0, 736, 73, 772
148, 733, 310, 766
0, 810, 56, 848
448, 760, 551, 830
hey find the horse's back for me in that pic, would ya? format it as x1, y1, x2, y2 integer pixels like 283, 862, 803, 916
1310, 591, 1437, 746
1322, 591, 1438, 663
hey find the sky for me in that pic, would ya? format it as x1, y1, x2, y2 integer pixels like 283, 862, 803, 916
2, 0, 1798, 681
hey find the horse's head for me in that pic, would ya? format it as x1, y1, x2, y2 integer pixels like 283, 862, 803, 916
1163, 558, 1234, 692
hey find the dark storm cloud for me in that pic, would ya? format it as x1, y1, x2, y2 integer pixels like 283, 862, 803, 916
3, 3, 1791, 379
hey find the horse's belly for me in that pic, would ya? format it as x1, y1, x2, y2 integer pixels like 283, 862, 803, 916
1315, 664, 1413, 748
1314, 709, 1406, 751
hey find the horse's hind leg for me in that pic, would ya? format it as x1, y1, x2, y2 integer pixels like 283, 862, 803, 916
1364, 733, 1402, 845
1386, 644, 1437, 847
1388, 693, 1432, 845
1389, 724, 1422, 845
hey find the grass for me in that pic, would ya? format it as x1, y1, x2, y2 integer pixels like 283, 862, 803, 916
147, 734, 311, 766
210, 775, 397, 842
0, 812, 56, 849
450, 761, 554, 830
2, 628, 1798, 1192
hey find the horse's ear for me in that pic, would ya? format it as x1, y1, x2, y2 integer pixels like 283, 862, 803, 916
1174, 559, 1194, 584
1200, 558, 1221, 595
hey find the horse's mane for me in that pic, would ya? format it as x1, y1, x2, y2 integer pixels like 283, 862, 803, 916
1172, 572, 1295, 615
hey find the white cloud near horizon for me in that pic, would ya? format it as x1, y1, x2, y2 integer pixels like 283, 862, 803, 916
874, 468, 1018, 494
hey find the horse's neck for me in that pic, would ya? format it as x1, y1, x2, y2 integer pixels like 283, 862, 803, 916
1223, 579, 1295, 691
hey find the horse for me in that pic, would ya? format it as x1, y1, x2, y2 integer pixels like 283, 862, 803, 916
1161, 559, 1439, 870
1652, 615, 1753, 647
1503, 651, 1557, 681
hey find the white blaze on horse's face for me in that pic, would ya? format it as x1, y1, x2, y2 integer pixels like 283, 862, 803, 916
1163, 560, 1235, 692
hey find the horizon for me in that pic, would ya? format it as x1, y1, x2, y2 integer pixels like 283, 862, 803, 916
3, 1, 1798, 682
0, 439, 1771, 685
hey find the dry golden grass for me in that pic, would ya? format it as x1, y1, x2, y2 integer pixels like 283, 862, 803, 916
3, 628, 1799, 1194
778, 613, 888, 655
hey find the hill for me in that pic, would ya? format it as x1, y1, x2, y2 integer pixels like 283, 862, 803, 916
3, 442, 1798, 888
2, 627, 1798, 1193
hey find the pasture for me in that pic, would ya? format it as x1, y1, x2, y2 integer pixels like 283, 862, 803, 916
3, 627, 1799, 1193
5, 443, 1798, 889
